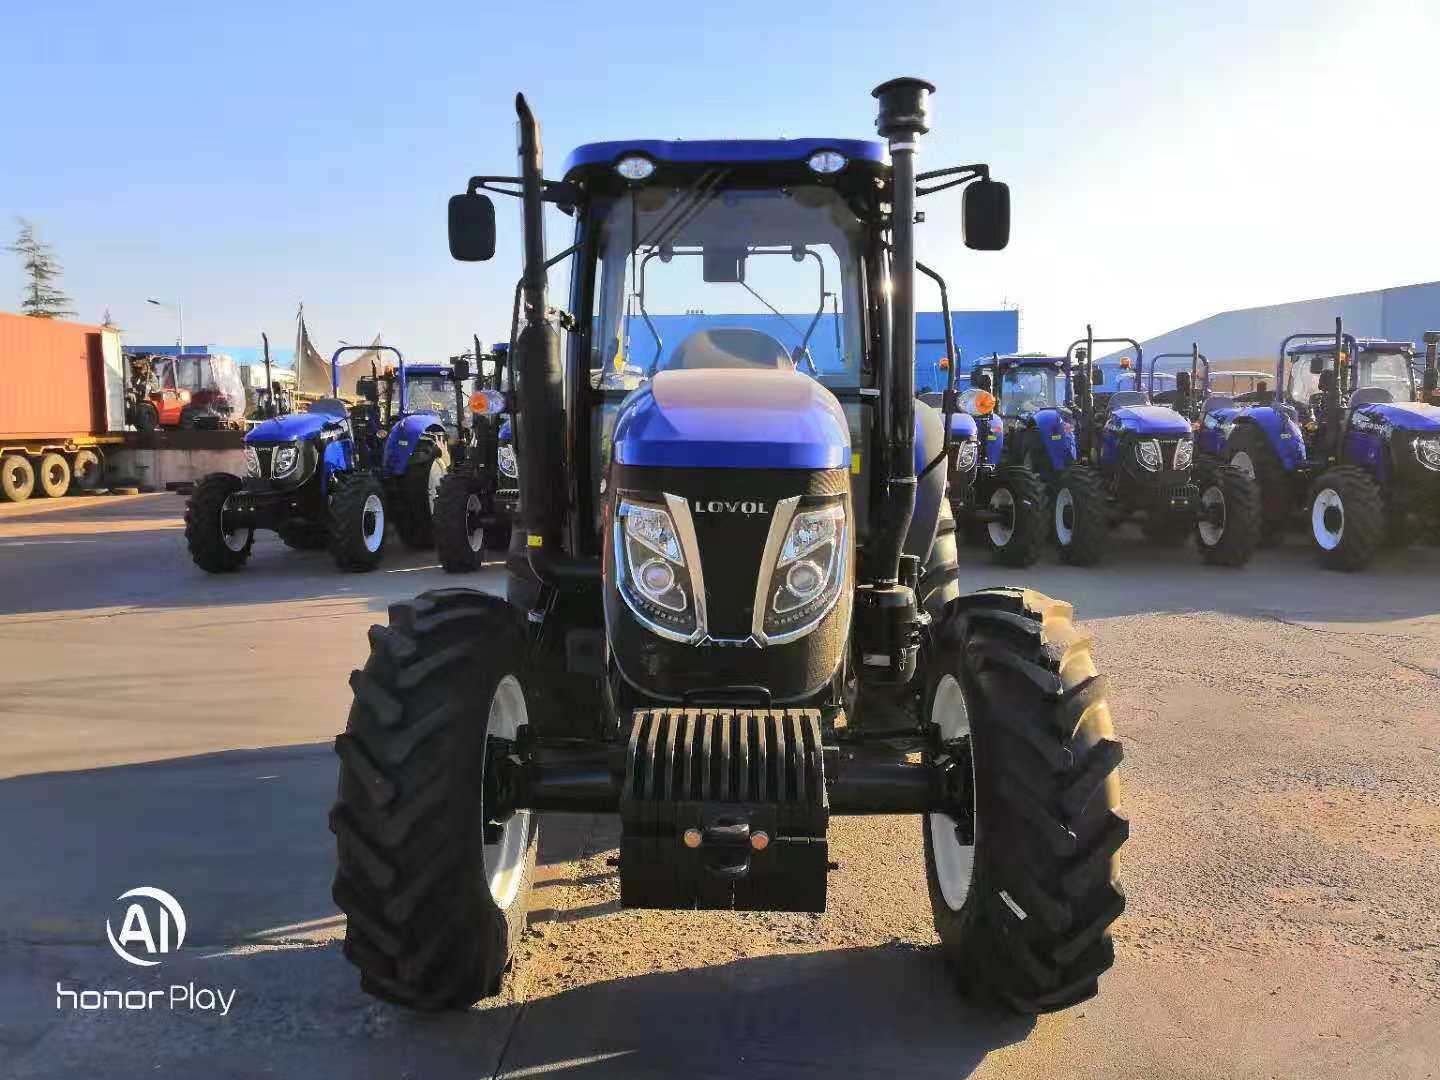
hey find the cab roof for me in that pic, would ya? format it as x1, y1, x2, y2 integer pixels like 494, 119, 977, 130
974, 354, 1068, 369
1287, 338, 1414, 355
563, 138, 886, 177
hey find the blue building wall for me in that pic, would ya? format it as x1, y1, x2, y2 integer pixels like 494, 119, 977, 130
1098, 281, 1440, 376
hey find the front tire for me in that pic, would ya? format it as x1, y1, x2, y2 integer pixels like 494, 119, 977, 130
36, 452, 72, 498
396, 443, 446, 550
1193, 458, 1261, 567
433, 469, 492, 573
184, 472, 253, 572
924, 589, 1126, 1014
328, 473, 388, 572
1052, 466, 1108, 565
983, 466, 1046, 567
330, 589, 537, 1010
1226, 425, 1291, 535
1308, 466, 1384, 571
1, 454, 36, 502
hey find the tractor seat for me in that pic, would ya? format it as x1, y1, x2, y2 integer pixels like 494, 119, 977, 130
308, 397, 350, 417
1200, 394, 1235, 414
1105, 390, 1149, 410
1348, 387, 1393, 408
667, 328, 794, 371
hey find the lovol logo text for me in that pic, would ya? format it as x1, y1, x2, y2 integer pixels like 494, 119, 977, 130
692, 500, 767, 515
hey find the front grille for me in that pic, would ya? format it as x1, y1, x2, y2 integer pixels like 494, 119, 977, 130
254, 446, 273, 477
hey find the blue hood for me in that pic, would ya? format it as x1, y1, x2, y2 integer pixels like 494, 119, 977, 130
1356, 401, 1440, 433
246, 412, 338, 443
1109, 404, 1192, 437
612, 369, 849, 470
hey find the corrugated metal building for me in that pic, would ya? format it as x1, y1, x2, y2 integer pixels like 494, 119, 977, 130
1100, 280, 1440, 375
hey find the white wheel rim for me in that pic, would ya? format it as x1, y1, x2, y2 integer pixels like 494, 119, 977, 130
486, 674, 533, 909
1054, 487, 1075, 545
927, 673, 976, 912
986, 487, 1016, 547
219, 494, 252, 552
1312, 488, 1344, 550
465, 493, 484, 552
1230, 450, 1256, 480
427, 459, 445, 513
361, 493, 385, 552
1197, 484, 1225, 546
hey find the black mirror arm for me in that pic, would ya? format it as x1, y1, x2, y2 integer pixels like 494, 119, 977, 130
466, 175, 581, 211
915, 163, 989, 198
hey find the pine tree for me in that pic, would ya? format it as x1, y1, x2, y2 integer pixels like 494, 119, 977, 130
7, 218, 75, 319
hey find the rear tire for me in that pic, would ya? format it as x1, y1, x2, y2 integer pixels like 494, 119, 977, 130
69, 448, 103, 492
396, 443, 446, 550
1, 454, 36, 502
917, 497, 961, 620
328, 473, 388, 572
184, 472, 253, 572
1052, 466, 1108, 565
433, 469, 491, 573
983, 467, 1047, 567
330, 589, 537, 1010
1193, 458, 1261, 567
924, 589, 1126, 1014
36, 452, 72, 498
1307, 466, 1384, 571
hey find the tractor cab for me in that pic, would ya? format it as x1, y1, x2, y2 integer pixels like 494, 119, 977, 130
970, 354, 1077, 479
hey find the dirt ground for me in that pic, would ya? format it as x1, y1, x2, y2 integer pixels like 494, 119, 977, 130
1, 494, 1437, 1078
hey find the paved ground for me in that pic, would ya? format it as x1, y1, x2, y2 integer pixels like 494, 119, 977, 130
1, 493, 1437, 1078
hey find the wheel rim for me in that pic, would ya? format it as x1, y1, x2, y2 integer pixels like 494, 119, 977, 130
45, 462, 66, 489
1230, 450, 1256, 480
928, 673, 976, 912
1312, 488, 1344, 550
1054, 487, 1075, 545
986, 487, 1016, 547
465, 493, 484, 552
219, 494, 252, 552
427, 459, 445, 513
4, 460, 27, 492
361, 493, 385, 552
1197, 483, 1226, 546
486, 674, 533, 909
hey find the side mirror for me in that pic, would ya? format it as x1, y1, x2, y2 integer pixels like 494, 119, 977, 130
1423, 368, 1438, 395
356, 375, 379, 403
1073, 369, 1090, 391
963, 178, 1011, 251
972, 370, 993, 392
1309, 356, 1327, 375
451, 357, 472, 380
448, 193, 496, 262
1176, 371, 1192, 396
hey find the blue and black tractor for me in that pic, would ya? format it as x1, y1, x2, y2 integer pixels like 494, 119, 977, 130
1206, 320, 1440, 569
328, 79, 1127, 1015
433, 340, 519, 571
185, 345, 452, 572
1048, 328, 1260, 565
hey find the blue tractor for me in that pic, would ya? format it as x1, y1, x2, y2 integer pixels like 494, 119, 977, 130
328, 80, 1127, 1015
1207, 320, 1440, 569
1048, 328, 1260, 565
184, 345, 452, 572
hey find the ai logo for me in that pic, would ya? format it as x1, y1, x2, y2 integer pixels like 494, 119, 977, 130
105, 886, 187, 967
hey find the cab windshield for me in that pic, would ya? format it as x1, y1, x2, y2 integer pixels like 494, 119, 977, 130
404, 374, 469, 430
590, 181, 867, 391
998, 365, 1060, 414
1288, 350, 1413, 402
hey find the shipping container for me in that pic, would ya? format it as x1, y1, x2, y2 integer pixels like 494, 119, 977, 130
0, 312, 127, 501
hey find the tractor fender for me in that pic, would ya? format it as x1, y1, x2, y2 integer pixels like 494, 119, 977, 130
1225, 407, 1306, 471
1031, 408, 1077, 472
320, 437, 355, 497
383, 414, 449, 477
904, 401, 947, 565
979, 413, 1004, 467
948, 411, 978, 441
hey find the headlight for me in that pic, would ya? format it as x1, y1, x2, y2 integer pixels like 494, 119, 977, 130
1172, 437, 1194, 471
1415, 437, 1440, 471
757, 500, 847, 644
497, 444, 518, 479
616, 499, 698, 640
955, 439, 978, 473
1134, 439, 1162, 472
272, 444, 299, 478
243, 445, 260, 477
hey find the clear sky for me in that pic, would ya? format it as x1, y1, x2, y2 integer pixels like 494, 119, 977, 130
3, 0, 1435, 361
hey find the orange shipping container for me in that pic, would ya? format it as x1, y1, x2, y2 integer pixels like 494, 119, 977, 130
0, 312, 121, 438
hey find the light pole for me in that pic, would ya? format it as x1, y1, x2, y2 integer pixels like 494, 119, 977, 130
146, 297, 184, 354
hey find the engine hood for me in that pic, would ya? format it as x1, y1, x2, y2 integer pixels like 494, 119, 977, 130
1356, 400, 1440, 433
612, 369, 849, 470
245, 412, 339, 443
1109, 404, 1192, 437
